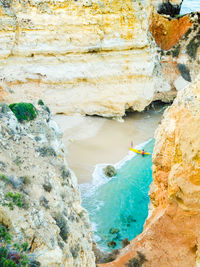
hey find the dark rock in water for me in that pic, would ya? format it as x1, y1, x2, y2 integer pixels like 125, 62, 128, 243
109, 228, 119, 234
122, 238, 130, 248
104, 165, 116, 177
108, 241, 117, 248
113, 233, 121, 241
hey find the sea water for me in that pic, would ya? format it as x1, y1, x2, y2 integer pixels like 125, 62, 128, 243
81, 139, 154, 251
180, 0, 199, 14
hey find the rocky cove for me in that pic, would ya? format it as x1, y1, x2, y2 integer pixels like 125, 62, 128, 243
0, 0, 200, 267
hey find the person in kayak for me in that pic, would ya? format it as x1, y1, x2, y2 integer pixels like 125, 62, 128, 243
142, 149, 145, 156
131, 141, 133, 148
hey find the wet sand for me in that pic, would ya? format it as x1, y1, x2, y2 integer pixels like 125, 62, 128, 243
55, 110, 163, 184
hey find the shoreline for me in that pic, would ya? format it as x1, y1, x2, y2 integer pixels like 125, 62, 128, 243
54, 110, 163, 184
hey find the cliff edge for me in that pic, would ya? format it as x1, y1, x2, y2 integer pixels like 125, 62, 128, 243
0, 102, 95, 266
99, 75, 200, 266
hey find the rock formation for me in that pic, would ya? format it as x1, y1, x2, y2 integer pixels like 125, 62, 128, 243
150, 0, 183, 17
0, 102, 95, 266
150, 10, 200, 100
1, 0, 199, 117
99, 75, 200, 267
0, 0, 155, 117
0, 0, 199, 117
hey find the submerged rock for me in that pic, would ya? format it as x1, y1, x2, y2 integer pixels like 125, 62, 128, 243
103, 165, 117, 178
109, 228, 119, 234
107, 241, 117, 248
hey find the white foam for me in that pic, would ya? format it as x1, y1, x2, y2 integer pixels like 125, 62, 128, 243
80, 138, 152, 195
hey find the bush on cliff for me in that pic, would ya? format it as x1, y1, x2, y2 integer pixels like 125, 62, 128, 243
0, 224, 30, 266
9, 103, 37, 123
125, 251, 147, 267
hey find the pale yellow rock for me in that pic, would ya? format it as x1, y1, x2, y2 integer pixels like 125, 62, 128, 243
0, 0, 175, 116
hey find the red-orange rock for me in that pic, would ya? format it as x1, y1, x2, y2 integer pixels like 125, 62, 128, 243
99, 77, 200, 267
149, 12, 192, 50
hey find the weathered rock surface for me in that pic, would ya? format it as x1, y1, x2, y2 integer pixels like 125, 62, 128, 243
150, 0, 183, 17
99, 75, 200, 267
0, 0, 191, 117
149, 11, 200, 100
0, 0, 199, 117
0, 103, 95, 266
0, 0, 154, 117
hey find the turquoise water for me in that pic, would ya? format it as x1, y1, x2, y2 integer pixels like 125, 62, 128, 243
180, 0, 199, 14
81, 139, 154, 251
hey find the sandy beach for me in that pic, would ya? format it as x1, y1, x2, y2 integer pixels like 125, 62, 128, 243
55, 110, 163, 184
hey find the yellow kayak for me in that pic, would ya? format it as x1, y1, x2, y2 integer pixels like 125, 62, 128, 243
129, 147, 151, 155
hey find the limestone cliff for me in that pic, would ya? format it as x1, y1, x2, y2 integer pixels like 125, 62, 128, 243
0, 0, 152, 117
99, 75, 200, 267
0, 102, 95, 266
0, 0, 199, 117
0, 0, 189, 117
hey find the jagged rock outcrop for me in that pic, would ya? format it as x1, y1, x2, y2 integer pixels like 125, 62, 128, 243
99, 75, 200, 267
0, 102, 95, 266
150, 0, 183, 17
149, 6, 200, 99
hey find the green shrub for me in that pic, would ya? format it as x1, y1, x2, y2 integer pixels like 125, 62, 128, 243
37, 99, 44, 106
0, 174, 9, 183
0, 224, 30, 267
3, 192, 25, 210
0, 224, 12, 244
9, 103, 37, 123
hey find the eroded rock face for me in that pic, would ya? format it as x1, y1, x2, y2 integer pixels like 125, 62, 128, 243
152, 0, 183, 17
0, 103, 95, 266
99, 75, 200, 267
0, 0, 186, 117
0, 0, 155, 117
0, 0, 199, 117
149, 11, 200, 99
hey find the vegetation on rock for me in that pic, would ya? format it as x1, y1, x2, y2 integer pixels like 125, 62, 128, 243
0, 224, 30, 266
3, 192, 26, 210
125, 251, 147, 267
9, 103, 37, 123
0, 174, 9, 183
37, 99, 44, 106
